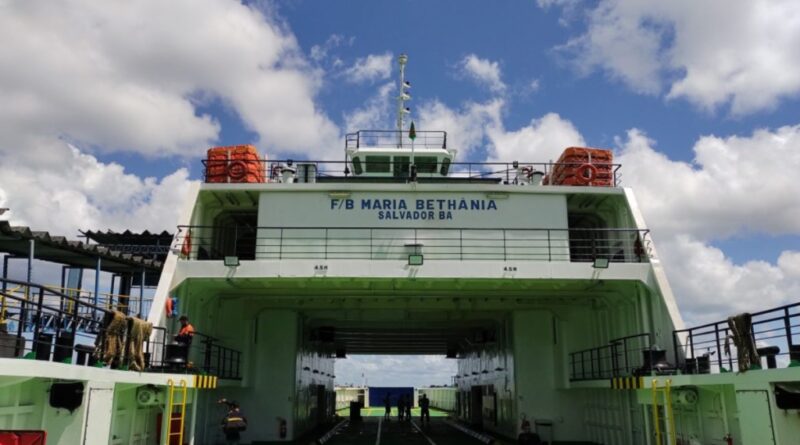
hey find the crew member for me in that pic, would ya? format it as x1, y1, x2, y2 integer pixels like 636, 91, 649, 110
175, 315, 195, 345
397, 394, 406, 421
404, 394, 412, 421
384, 393, 392, 420
518, 418, 541, 444
419, 394, 430, 425
219, 399, 247, 444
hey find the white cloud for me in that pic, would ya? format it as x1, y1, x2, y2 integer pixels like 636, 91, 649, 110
487, 112, 585, 163
612, 125, 800, 324
0, 0, 339, 158
0, 142, 195, 236
417, 99, 504, 157
547, 0, 800, 114
342, 53, 394, 84
616, 125, 800, 239
343, 82, 395, 132
459, 55, 506, 94
657, 236, 800, 324
336, 355, 456, 387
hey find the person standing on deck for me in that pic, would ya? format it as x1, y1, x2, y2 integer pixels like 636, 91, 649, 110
419, 394, 430, 425
404, 394, 412, 421
175, 315, 195, 345
384, 393, 392, 420
397, 393, 406, 421
218, 399, 247, 444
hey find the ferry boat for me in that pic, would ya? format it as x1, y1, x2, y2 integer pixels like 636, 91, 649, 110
0, 54, 798, 445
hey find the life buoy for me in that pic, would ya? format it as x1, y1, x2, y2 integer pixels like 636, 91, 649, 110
165, 297, 175, 318
227, 161, 247, 180
575, 163, 598, 185
180, 229, 192, 258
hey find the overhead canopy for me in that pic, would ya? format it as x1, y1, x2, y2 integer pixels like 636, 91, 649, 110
0, 221, 163, 274
308, 320, 499, 355
81, 229, 172, 263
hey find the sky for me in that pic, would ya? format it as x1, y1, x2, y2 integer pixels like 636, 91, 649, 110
0, 0, 799, 386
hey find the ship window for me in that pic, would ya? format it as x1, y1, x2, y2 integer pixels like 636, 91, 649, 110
393, 156, 410, 178
416, 156, 438, 173
352, 156, 363, 175
365, 156, 390, 173
440, 157, 451, 176
210, 211, 257, 260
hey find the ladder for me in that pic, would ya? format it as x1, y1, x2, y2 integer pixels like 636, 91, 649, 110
166, 379, 188, 445
651, 379, 676, 445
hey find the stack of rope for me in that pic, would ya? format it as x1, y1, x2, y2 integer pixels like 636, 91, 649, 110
93, 310, 153, 371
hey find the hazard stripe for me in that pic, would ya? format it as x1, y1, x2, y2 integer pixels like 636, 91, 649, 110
609, 376, 645, 390
192, 375, 219, 389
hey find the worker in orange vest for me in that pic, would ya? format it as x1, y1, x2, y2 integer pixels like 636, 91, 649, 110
175, 315, 195, 346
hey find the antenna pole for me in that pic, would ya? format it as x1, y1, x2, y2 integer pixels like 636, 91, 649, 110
396, 54, 409, 148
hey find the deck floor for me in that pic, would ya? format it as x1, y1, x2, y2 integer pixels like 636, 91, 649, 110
324, 416, 488, 445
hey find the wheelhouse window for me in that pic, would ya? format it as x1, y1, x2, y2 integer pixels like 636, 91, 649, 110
416, 156, 438, 174
365, 155, 391, 173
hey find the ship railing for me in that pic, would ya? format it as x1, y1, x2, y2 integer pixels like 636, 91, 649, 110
569, 333, 653, 381
40, 284, 151, 320
140, 327, 243, 380
174, 226, 651, 264
0, 278, 120, 362
346, 130, 448, 149
0, 278, 243, 379
200, 158, 623, 186
672, 301, 800, 374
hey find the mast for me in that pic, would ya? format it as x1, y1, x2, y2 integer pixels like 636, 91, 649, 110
396, 54, 410, 148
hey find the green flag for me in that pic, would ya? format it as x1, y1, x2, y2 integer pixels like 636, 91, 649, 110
408, 121, 416, 140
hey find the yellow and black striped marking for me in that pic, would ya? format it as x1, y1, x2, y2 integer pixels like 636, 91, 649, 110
611, 376, 644, 390
193, 375, 218, 389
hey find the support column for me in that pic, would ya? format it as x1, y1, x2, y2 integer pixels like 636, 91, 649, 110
119, 275, 132, 315
139, 267, 145, 318
94, 258, 101, 321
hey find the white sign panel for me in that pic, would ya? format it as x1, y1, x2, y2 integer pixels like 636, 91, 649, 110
258, 191, 568, 229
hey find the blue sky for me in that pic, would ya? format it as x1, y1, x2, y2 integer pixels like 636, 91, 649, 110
0, 0, 798, 386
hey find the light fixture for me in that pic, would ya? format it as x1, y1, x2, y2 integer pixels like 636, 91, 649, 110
486, 192, 509, 199
224, 256, 240, 267
592, 257, 610, 269
408, 254, 424, 266
328, 191, 351, 199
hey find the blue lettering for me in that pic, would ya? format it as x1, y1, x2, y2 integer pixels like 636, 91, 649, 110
488, 200, 497, 210
458, 199, 468, 210
345, 199, 354, 209
330, 199, 339, 209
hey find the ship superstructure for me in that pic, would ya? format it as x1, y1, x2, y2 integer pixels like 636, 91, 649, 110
0, 55, 798, 445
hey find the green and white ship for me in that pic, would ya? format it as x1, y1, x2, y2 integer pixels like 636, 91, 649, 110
0, 55, 798, 445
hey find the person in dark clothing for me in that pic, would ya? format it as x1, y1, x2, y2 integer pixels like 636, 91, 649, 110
397, 395, 406, 421
383, 393, 392, 420
404, 394, 412, 421
218, 399, 247, 444
518, 419, 541, 445
419, 394, 430, 425
175, 315, 195, 345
